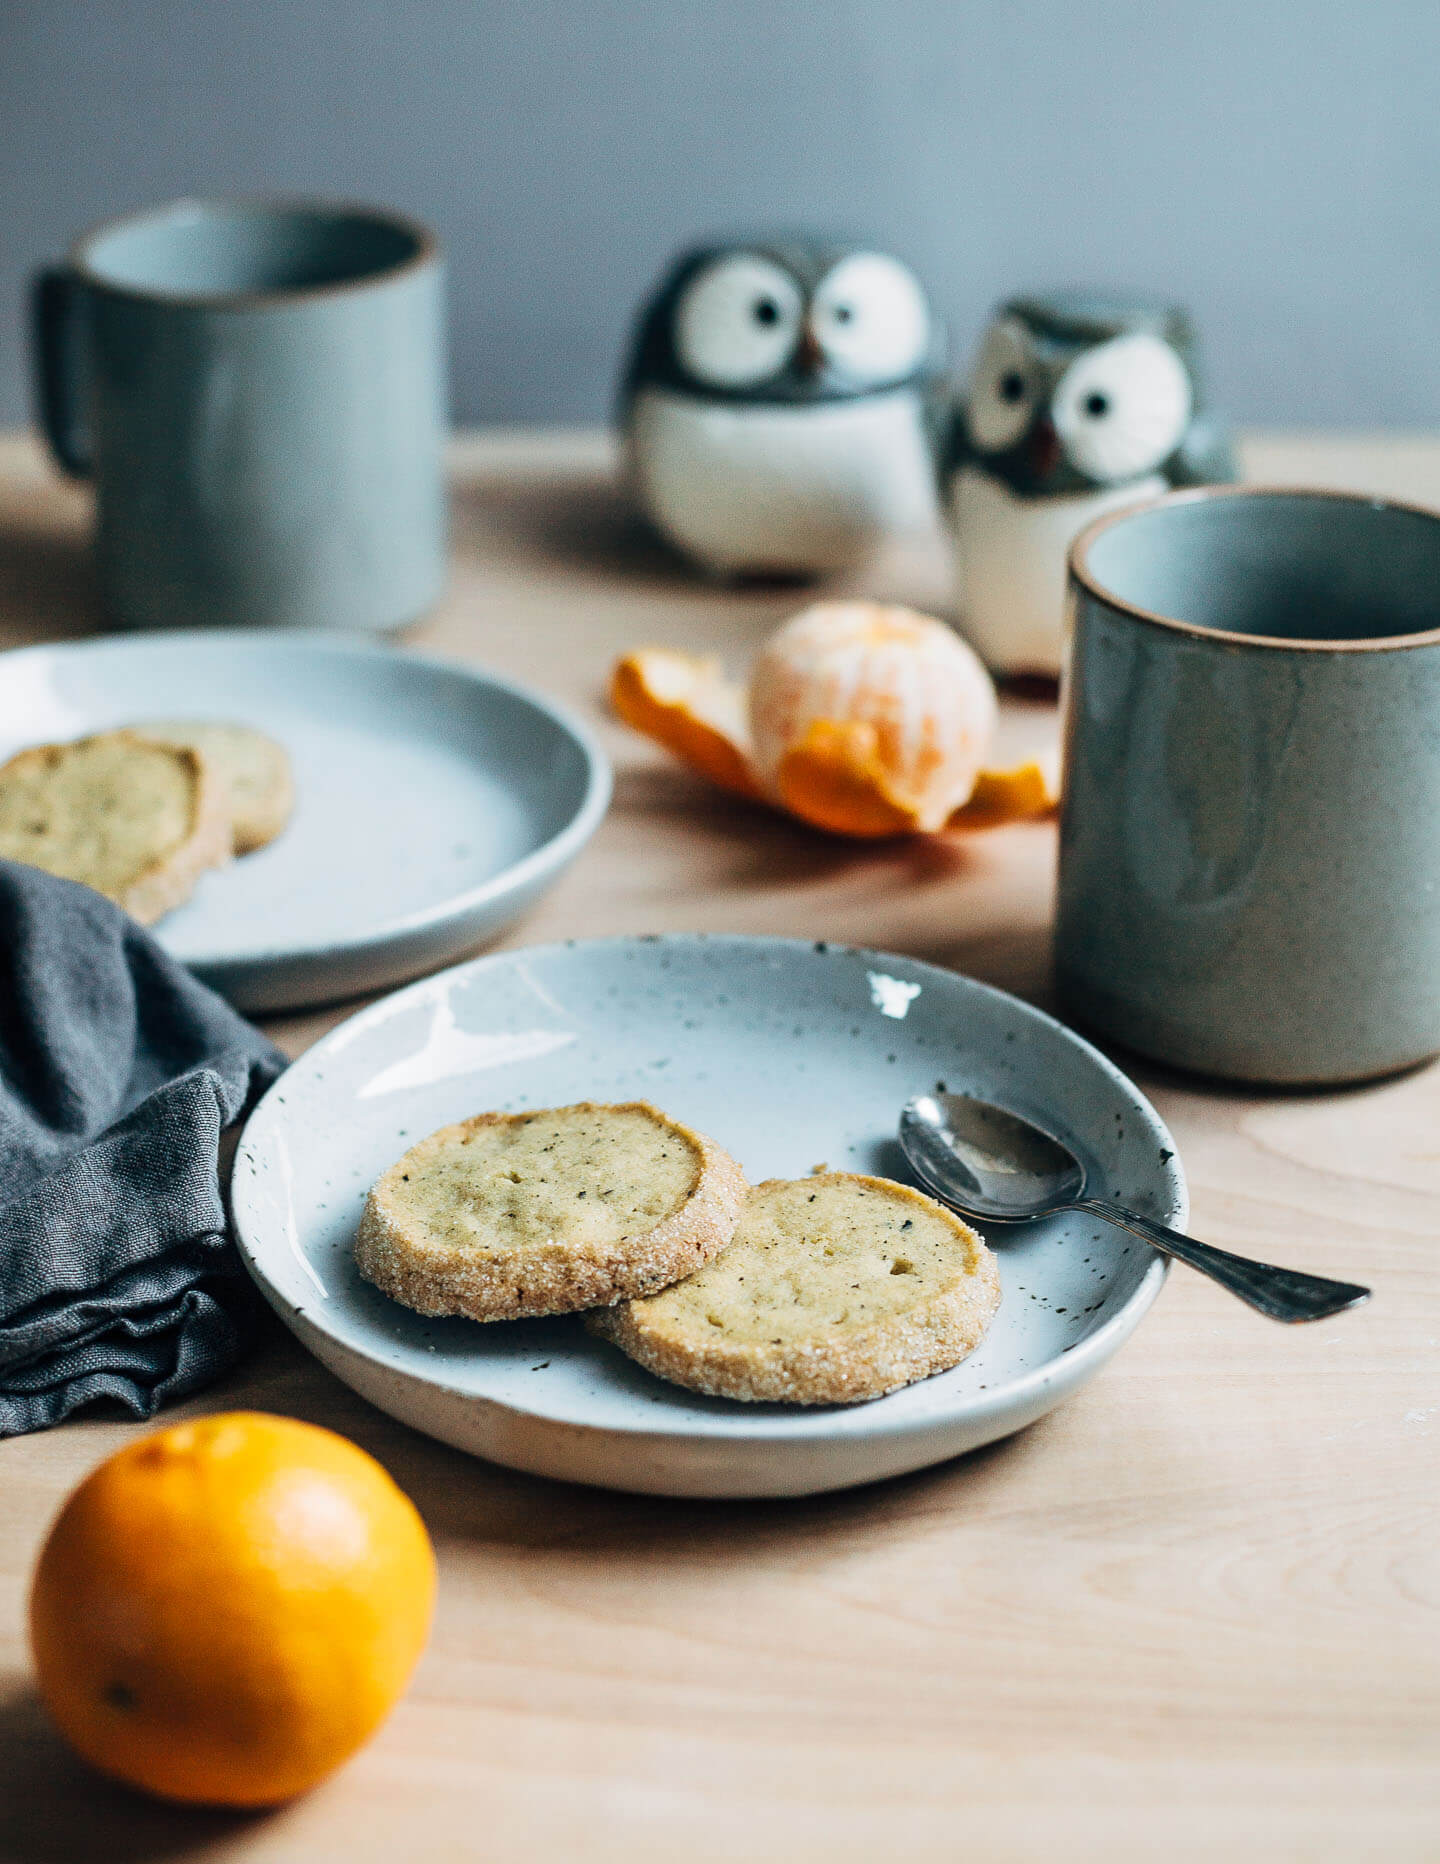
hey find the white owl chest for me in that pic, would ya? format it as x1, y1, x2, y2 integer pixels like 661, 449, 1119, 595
627, 386, 939, 576
948, 466, 1167, 676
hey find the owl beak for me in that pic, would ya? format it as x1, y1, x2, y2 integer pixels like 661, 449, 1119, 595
1029, 417, 1062, 478
794, 325, 824, 377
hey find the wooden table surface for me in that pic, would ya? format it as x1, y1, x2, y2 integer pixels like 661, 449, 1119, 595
1, 431, 1437, 1863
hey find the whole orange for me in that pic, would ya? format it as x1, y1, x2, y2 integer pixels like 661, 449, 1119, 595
29, 1411, 436, 1807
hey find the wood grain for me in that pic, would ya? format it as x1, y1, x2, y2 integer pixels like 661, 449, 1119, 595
0, 430, 1436, 1863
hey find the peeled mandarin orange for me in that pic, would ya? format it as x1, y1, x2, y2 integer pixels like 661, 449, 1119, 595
610, 605, 1056, 839
749, 603, 998, 834
29, 1411, 436, 1808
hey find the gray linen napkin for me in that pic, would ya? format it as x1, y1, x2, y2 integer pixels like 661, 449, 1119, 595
0, 860, 287, 1435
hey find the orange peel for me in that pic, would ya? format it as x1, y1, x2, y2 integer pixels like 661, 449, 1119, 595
947, 756, 1059, 830
775, 718, 929, 838
610, 613, 1061, 840
610, 649, 762, 800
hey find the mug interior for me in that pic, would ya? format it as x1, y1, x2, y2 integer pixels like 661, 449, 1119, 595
1078, 491, 1440, 645
79, 200, 426, 301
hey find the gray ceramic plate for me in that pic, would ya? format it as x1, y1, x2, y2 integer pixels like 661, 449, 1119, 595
0, 630, 610, 1011
233, 935, 1184, 1497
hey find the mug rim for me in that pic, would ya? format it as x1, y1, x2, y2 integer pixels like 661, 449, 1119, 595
1069, 482, 1440, 654
66, 194, 440, 309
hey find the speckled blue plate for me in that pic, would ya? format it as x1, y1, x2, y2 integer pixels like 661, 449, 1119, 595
0, 631, 610, 1012
233, 935, 1184, 1497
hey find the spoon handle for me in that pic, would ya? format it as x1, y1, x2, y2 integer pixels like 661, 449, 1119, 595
1072, 1199, 1371, 1323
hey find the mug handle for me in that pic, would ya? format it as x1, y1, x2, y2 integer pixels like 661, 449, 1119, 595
31, 265, 92, 478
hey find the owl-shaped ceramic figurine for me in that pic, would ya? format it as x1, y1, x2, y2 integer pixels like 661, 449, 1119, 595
622, 239, 945, 577
944, 294, 1236, 675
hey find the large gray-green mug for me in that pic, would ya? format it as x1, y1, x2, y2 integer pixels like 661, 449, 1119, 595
32, 198, 447, 631
1058, 485, 1440, 1085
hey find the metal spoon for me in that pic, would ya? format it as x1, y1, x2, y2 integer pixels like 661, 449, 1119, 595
899, 1091, 1370, 1323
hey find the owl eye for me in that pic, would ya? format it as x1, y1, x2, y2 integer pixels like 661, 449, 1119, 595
811, 254, 930, 382
966, 319, 1036, 451
673, 255, 802, 388
1052, 334, 1193, 482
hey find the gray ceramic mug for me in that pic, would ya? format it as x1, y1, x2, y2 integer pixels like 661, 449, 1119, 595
32, 197, 447, 631
1057, 485, 1440, 1085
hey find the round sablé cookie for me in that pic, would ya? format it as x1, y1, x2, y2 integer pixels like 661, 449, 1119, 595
135, 721, 294, 853
588, 1172, 1001, 1404
355, 1100, 748, 1323
0, 729, 231, 925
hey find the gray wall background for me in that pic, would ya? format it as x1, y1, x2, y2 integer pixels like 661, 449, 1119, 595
3, 1, 1437, 429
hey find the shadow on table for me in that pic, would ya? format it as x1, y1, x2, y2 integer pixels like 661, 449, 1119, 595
452, 466, 838, 602
0, 1682, 278, 1863
226, 1325, 1058, 1561
452, 466, 700, 590
606, 763, 986, 891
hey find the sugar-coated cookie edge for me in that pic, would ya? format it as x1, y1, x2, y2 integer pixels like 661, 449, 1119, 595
588, 1172, 1001, 1404
134, 721, 294, 854
355, 1100, 749, 1323
0, 730, 232, 926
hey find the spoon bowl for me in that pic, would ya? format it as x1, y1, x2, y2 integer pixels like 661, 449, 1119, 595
901, 1092, 1086, 1221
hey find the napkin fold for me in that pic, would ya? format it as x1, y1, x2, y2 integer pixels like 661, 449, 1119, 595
0, 861, 287, 1436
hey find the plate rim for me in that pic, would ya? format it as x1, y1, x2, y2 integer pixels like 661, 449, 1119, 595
233, 931, 1181, 1447
0, 627, 614, 970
